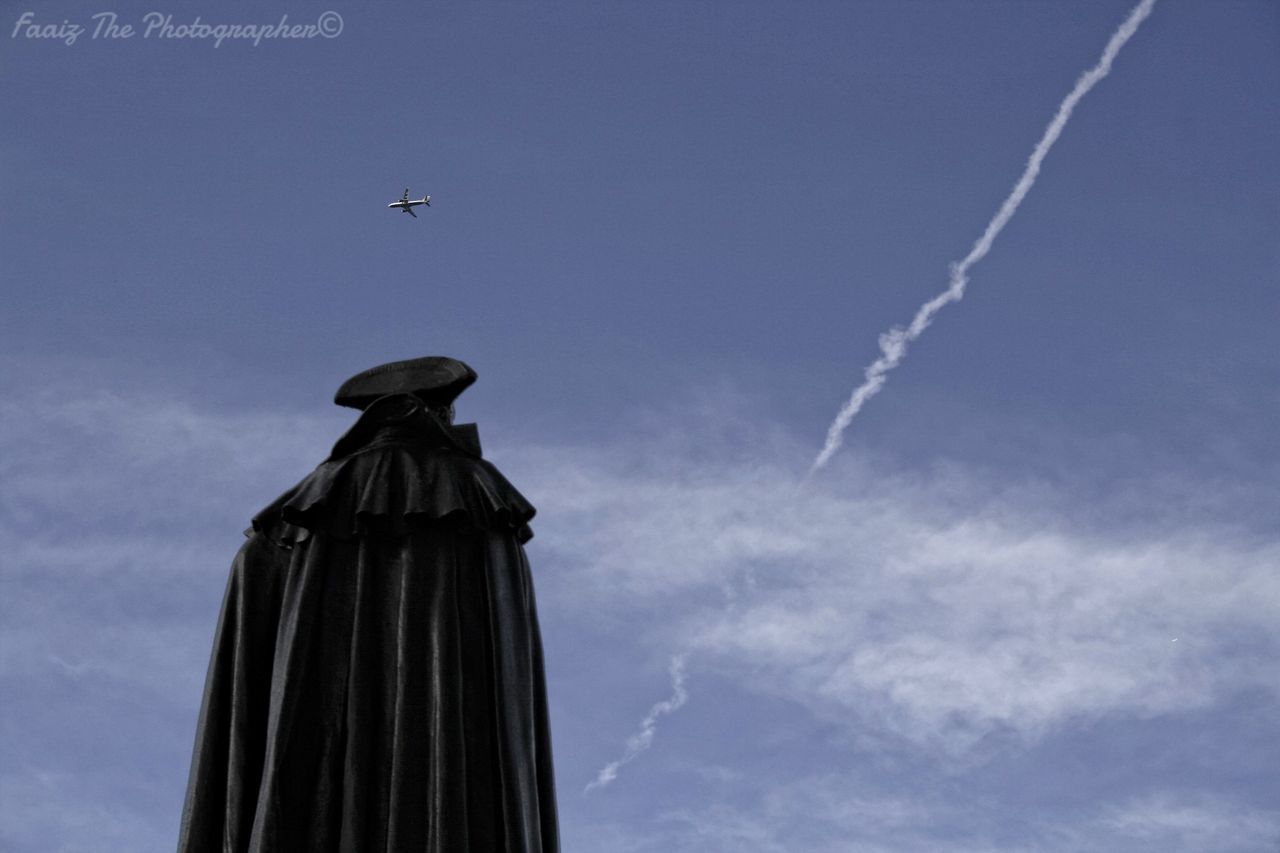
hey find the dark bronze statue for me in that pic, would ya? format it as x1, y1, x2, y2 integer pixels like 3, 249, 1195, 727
178, 357, 559, 852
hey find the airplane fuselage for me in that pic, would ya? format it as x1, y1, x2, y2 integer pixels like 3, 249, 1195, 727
389, 190, 430, 217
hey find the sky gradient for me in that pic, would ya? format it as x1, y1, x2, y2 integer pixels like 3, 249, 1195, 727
2, 2, 1278, 851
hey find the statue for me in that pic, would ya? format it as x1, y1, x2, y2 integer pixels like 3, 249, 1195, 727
178, 357, 559, 852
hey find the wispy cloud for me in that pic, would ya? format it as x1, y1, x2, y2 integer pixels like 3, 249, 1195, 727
4, 383, 1277, 851
811, 0, 1159, 473
586, 655, 689, 792
0, 771, 172, 853
519, 422, 1279, 758
0, 389, 339, 702
617, 780, 1280, 853
1098, 792, 1280, 851
8, 388, 1276, 758
0, 389, 347, 853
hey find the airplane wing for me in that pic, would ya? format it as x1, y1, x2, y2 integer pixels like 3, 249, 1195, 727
407, 208, 417, 218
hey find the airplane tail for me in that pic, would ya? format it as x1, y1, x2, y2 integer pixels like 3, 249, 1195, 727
422, 195, 430, 206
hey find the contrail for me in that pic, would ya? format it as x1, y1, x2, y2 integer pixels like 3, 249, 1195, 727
585, 654, 688, 792
810, 0, 1157, 475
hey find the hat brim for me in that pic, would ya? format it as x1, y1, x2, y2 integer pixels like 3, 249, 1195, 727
334, 356, 477, 410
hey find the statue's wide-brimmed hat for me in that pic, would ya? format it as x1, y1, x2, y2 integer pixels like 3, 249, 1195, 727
334, 356, 478, 410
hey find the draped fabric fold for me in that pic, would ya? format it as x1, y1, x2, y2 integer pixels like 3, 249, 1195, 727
178, 397, 558, 852
251, 440, 536, 546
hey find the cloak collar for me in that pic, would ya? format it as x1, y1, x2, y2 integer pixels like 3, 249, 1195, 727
327, 393, 482, 461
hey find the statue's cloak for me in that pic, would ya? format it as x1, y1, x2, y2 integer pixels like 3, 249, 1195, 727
178, 395, 559, 852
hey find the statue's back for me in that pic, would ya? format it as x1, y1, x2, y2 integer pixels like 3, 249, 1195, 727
178, 358, 559, 852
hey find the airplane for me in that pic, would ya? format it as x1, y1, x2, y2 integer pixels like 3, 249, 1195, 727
388, 188, 430, 218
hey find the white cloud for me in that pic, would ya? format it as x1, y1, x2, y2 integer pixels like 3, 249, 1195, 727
0, 770, 172, 853
587, 654, 689, 792
582, 769, 1280, 853
0, 388, 335, 528
3, 385, 1277, 853
517, 424, 1279, 757
9, 386, 1274, 757
1098, 792, 1280, 851
811, 0, 1159, 471
0, 391, 340, 707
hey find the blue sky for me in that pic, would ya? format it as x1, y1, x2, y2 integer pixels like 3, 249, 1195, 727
2, 1, 1278, 850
